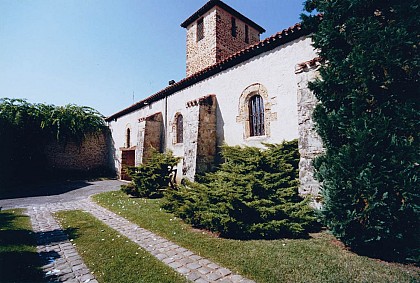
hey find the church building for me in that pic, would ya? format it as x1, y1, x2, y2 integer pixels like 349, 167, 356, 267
105, 0, 323, 205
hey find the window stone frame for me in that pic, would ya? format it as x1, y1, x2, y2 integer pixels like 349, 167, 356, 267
236, 83, 276, 139
172, 112, 184, 144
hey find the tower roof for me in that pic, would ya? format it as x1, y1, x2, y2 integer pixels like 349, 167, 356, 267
180, 0, 265, 33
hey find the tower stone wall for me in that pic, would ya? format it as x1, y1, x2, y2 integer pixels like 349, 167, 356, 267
215, 7, 260, 62
184, 2, 263, 76
185, 8, 218, 76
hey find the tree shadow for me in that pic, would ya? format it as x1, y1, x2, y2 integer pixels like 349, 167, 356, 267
0, 211, 46, 282
0, 180, 93, 199
0, 210, 80, 282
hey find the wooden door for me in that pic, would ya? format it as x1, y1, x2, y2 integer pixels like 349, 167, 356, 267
121, 150, 135, 181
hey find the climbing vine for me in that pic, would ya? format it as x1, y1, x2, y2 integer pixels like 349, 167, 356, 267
0, 98, 107, 187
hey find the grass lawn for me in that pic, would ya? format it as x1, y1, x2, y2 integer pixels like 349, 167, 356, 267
55, 210, 188, 283
94, 191, 420, 283
0, 208, 46, 283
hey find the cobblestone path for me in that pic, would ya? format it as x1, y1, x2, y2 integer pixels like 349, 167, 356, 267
27, 206, 97, 283
25, 198, 255, 283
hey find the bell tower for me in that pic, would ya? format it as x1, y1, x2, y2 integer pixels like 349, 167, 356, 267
181, 0, 265, 76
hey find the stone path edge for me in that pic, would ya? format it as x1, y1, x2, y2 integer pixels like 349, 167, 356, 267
26, 198, 256, 283
27, 206, 98, 283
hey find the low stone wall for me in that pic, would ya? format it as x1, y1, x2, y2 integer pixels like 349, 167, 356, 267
44, 129, 115, 176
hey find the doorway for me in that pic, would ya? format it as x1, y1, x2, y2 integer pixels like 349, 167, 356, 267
121, 150, 135, 181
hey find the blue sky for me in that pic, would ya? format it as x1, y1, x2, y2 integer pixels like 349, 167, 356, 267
0, 0, 306, 116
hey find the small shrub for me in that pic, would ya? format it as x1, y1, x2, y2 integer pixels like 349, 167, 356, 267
120, 183, 139, 197
162, 140, 320, 239
123, 149, 180, 198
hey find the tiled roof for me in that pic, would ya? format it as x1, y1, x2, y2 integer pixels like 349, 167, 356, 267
180, 0, 265, 33
105, 23, 310, 122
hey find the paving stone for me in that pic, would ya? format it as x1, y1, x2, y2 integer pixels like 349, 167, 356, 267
155, 253, 168, 260
74, 268, 90, 276
179, 257, 194, 266
229, 275, 244, 282
197, 266, 211, 275
195, 278, 210, 283
58, 272, 75, 281
207, 272, 223, 281
60, 267, 73, 274
168, 261, 183, 269
217, 268, 232, 277
190, 254, 202, 261
162, 257, 175, 264
207, 263, 219, 269
80, 273, 95, 281
198, 259, 211, 266
24, 196, 256, 283
186, 262, 202, 270
183, 250, 194, 256
187, 270, 202, 281
176, 266, 191, 275
70, 259, 84, 266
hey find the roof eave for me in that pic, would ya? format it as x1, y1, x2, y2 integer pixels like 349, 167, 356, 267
105, 23, 310, 122
180, 0, 265, 34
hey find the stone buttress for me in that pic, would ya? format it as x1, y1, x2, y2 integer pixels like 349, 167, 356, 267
137, 112, 164, 164
295, 58, 325, 208
183, 95, 217, 181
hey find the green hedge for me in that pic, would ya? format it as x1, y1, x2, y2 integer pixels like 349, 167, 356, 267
162, 140, 320, 239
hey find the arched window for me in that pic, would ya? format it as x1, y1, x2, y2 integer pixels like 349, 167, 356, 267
249, 95, 265, 136
176, 114, 183, 143
126, 128, 131, 148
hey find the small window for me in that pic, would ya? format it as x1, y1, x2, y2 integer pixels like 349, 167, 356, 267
231, 17, 237, 37
176, 114, 183, 143
249, 95, 265, 136
197, 18, 204, 41
126, 128, 131, 148
245, 25, 249, 43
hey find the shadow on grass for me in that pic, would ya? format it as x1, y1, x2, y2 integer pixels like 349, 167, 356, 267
0, 210, 80, 283
0, 211, 46, 282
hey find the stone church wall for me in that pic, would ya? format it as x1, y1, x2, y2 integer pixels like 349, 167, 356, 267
108, 36, 318, 182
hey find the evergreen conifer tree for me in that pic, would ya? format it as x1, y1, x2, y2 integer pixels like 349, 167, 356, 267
162, 140, 319, 239
302, 0, 419, 261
